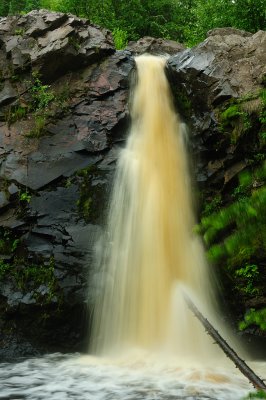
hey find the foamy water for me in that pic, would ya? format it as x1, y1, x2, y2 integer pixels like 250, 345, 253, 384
1, 352, 264, 399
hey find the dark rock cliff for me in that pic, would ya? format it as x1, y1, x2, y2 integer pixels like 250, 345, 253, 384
0, 11, 265, 357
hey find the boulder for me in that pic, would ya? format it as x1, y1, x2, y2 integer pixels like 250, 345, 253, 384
0, 9, 115, 82
127, 36, 185, 55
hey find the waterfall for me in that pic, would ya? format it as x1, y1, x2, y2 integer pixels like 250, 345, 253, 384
90, 54, 218, 360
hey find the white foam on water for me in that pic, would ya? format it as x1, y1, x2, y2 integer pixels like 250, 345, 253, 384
1, 353, 262, 400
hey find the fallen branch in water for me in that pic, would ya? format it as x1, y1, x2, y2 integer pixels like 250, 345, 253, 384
184, 294, 266, 391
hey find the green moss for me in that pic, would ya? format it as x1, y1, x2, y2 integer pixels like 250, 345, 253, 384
0, 227, 20, 255
218, 89, 266, 146
25, 115, 47, 138
221, 104, 242, 121
239, 308, 266, 331
77, 197, 92, 221
75, 165, 98, 222
5, 104, 28, 126
244, 390, 266, 399
14, 28, 25, 36
202, 194, 222, 217
19, 189, 31, 203
68, 36, 81, 51
76, 165, 96, 178
0, 259, 11, 280
30, 72, 55, 111
220, 103, 251, 144
10, 73, 21, 82
0, 256, 61, 305
55, 84, 71, 107
175, 86, 192, 119
0, 227, 61, 306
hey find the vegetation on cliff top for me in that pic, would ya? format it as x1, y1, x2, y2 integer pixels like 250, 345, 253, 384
0, 0, 265, 47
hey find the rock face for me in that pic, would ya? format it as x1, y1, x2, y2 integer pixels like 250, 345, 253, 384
0, 9, 114, 82
168, 28, 266, 190
0, 13, 265, 357
127, 36, 185, 55
0, 10, 133, 358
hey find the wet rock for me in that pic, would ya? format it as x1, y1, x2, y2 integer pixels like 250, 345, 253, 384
8, 183, 19, 195
127, 36, 185, 55
0, 335, 40, 360
224, 161, 247, 184
0, 209, 24, 229
0, 191, 9, 208
0, 81, 17, 106
207, 27, 252, 37
168, 29, 266, 105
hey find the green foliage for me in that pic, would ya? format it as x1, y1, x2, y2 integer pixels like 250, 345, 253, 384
217, 89, 266, 154
0, 227, 20, 255
5, 105, 27, 126
77, 197, 92, 220
259, 90, 266, 135
175, 87, 193, 119
0, 226, 60, 305
202, 195, 222, 216
14, 28, 25, 36
189, 0, 266, 45
235, 264, 260, 295
76, 165, 96, 221
21, 73, 53, 137
239, 308, 266, 331
76, 173, 92, 220
19, 190, 31, 203
30, 72, 55, 111
244, 390, 266, 399
68, 36, 81, 51
259, 131, 266, 145
0, 257, 59, 304
199, 163, 266, 329
8, 0, 26, 15
0, 0, 10, 16
0, 259, 11, 280
1, 0, 265, 45
26, 115, 47, 138
201, 184, 266, 262
76, 165, 95, 178
220, 103, 251, 144
199, 163, 266, 271
112, 28, 128, 50
221, 105, 242, 121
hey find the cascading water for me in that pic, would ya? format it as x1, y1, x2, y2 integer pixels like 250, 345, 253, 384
90, 54, 218, 360
1, 54, 264, 400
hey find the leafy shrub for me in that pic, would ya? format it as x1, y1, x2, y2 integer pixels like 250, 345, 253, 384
239, 308, 266, 331
112, 28, 128, 50
30, 72, 55, 111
